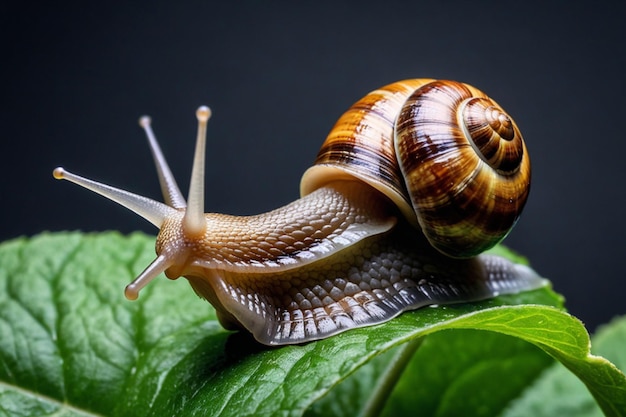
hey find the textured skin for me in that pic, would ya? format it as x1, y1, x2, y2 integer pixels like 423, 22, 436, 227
155, 181, 544, 345
186, 217, 544, 345
156, 181, 395, 274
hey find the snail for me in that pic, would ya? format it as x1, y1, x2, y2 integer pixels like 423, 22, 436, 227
53, 79, 544, 346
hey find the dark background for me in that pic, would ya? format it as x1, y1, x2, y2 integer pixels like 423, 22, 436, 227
2, 2, 625, 332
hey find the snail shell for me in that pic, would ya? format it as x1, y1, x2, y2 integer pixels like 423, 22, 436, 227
302, 79, 530, 258
53, 79, 543, 345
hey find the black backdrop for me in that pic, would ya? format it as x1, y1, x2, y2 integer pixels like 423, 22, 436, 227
3, 1, 625, 332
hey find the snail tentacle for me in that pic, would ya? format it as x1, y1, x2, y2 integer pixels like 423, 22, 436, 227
139, 115, 186, 209
52, 167, 175, 228
183, 106, 211, 237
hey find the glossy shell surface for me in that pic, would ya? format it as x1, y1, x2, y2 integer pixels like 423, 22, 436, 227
301, 79, 530, 258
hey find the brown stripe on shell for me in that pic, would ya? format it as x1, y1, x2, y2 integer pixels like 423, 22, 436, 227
395, 80, 531, 258
300, 79, 434, 225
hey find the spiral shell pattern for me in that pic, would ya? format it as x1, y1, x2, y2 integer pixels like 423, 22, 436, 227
301, 79, 530, 258
395, 81, 530, 257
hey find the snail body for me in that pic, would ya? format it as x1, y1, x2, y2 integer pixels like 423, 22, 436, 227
54, 79, 543, 345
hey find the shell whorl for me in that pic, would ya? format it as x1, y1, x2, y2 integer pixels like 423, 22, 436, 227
300, 79, 433, 225
301, 79, 531, 258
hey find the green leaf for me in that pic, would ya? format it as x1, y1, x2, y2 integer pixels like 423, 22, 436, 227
379, 330, 554, 417
504, 315, 626, 417
0, 232, 624, 416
